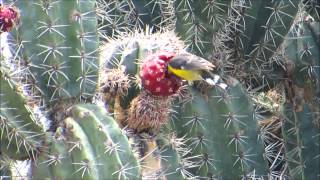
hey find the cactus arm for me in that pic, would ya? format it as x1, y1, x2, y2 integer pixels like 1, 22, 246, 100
242, 0, 301, 60
32, 104, 141, 179
0, 154, 13, 179
282, 18, 320, 179
282, 104, 320, 179
71, 104, 141, 179
6, 0, 99, 103
155, 133, 187, 179
303, 0, 320, 21
169, 81, 268, 178
0, 70, 43, 160
174, 0, 232, 57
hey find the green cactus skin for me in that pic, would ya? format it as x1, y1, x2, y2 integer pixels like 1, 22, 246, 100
100, 31, 185, 75
1, 0, 319, 178
212, 0, 301, 87
96, 0, 175, 37
134, 0, 176, 30
96, 0, 138, 37
303, 0, 320, 21
0, 71, 44, 160
0, 155, 13, 179
282, 104, 320, 179
5, 0, 99, 104
174, 0, 232, 57
32, 104, 141, 179
281, 19, 320, 179
240, 0, 300, 60
156, 134, 189, 179
167, 80, 269, 179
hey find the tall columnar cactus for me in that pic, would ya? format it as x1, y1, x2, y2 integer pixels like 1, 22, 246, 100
32, 104, 140, 180
6, 0, 99, 104
174, 0, 232, 57
281, 17, 320, 179
165, 81, 269, 178
1, 0, 320, 179
0, 70, 44, 160
96, 0, 176, 37
1, 0, 100, 178
213, 0, 301, 86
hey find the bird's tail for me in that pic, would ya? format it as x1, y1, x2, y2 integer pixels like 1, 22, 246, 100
202, 72, 228, 90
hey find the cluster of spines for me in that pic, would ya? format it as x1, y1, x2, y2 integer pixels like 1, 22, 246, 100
1, 0, 318, 179
0, 154, 13, 178
214, 0, 300, 88
174, 0, 231, 57
5, 0, 99, 104
302, 0, 320, 21
164, 80, 270, 179
32, 104, 140, 179
0, 70, 44, 161
131, 131, 196, 179
282, 104, 320, 179
96, 0, 175, 38
280, 12, 320, 179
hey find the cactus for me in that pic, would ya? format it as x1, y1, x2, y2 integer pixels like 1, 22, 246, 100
281, 16, 320, 179
6, 0, 99, 104
98, 31, 271, 179
1, 0, 101, 178
31, 104, 140, 179
96, 0, 175, 37
212, 0, 301, 87
165, 81, 269, 178
303, 0, 320, 21
0, 154, 13, 179
174, 0, 232, 57
1, 0, 320, 179
0, 70, 44, 160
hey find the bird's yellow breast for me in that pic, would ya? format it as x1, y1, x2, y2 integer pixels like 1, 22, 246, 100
168, 65, 202, 81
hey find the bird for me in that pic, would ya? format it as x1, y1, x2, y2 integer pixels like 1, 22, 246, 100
167, 53, 228, 90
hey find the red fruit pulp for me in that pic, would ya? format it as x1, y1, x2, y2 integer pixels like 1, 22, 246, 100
0, 5, 19, 32
140, 51, 181, 96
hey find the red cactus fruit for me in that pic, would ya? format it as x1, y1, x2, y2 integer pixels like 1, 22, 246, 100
0, 5, 19, 32
140, 51, 182, 96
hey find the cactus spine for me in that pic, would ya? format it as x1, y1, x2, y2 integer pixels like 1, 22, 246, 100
32, 104, 140, 179
1, 0, 319, 179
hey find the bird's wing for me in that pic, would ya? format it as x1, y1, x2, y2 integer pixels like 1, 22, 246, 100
171, 53, 215, 71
